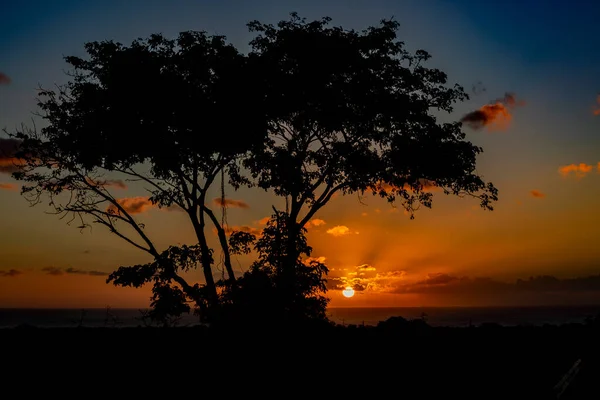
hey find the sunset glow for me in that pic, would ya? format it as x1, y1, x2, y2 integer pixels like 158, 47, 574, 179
2, 1, 600, 310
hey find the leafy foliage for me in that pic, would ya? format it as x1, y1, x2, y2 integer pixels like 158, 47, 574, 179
245, 13, 497, 230
220, 212, 329, 324
9, 30, 268, 311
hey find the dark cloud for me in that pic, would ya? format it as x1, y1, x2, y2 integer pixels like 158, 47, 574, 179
416, 273, 459, 285
530, 190, 545, 198
42, 266, 64, 276
85, 177, 128, 190
44, 267, 107, 276
0, 73, 10, 85
390, 274, 600, 305
461, 92, 523, 131
107, 196, 155, 215
0, 269, 23, 277
65, 267, 107, 276
213, 198, 250, 209
87, 270, 109, 276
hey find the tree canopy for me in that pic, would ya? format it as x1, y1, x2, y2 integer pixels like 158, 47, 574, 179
11, 30, 267, 313
245, 13, 497, 230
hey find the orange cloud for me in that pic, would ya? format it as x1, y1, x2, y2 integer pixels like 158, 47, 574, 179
0, 183, 17, 191
304, 256, 327, 265
107, 196, 155, 215
0, 269, 22, 277
593, 95, 600, 116
529, 190, 545, 198
256, 217, 270, 226
327, 264, 406, 292
305, 218, 326, 229
558, 163, 595, 178
0, 138, 24, 174
0, 73, 10, 85
326, 225, 359, 237
213, 198, 250, 209
461, 92, 523, 131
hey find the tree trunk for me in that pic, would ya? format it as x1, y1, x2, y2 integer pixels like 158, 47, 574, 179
216, 226, 236, 282
203, 207, 236, 283
188, 210, 219, 310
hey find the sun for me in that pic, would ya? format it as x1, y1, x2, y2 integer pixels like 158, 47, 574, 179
342, 286, 355, 298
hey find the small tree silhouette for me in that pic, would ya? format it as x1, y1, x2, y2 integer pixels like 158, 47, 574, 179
220, 211, 329, 325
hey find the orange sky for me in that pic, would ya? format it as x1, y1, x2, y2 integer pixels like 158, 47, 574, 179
2, 1, 600, 309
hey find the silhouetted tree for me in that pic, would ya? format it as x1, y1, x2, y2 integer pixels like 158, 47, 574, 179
8, 13, 498, 324
221, 210, 329, 324
8, 31, 267, 315
244, 13, 498, 267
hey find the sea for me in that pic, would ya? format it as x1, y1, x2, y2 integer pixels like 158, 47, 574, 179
1, 306, 599, 328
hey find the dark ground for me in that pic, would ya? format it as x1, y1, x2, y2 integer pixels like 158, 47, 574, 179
2, 321, 598, 398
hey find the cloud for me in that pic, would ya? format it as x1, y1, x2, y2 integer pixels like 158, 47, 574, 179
416, 273, 459, 285
593, 95, 600, 116
0, 73, 10, 85
329, 265, 600, 305
306, 218, 326, 229
42, 267, 64, 276
65, 267, 108, 276
327, 264, 406, 292
386, 273, 600, 306
85, 177, 127, 190
304, 256, 327, 266
0, 269, 22, 277
213, 198, 250, 209
107, 196, 155, 215
256, 217, 271, 226
558, 163, 596, 178
326, 225, 359, 237
361, 212, 368, 217
43, 266, 107, 276
0, 183, 18, 191
461, 92, 523, 131
0, 138, 24, 174
529, 190, 545, 198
